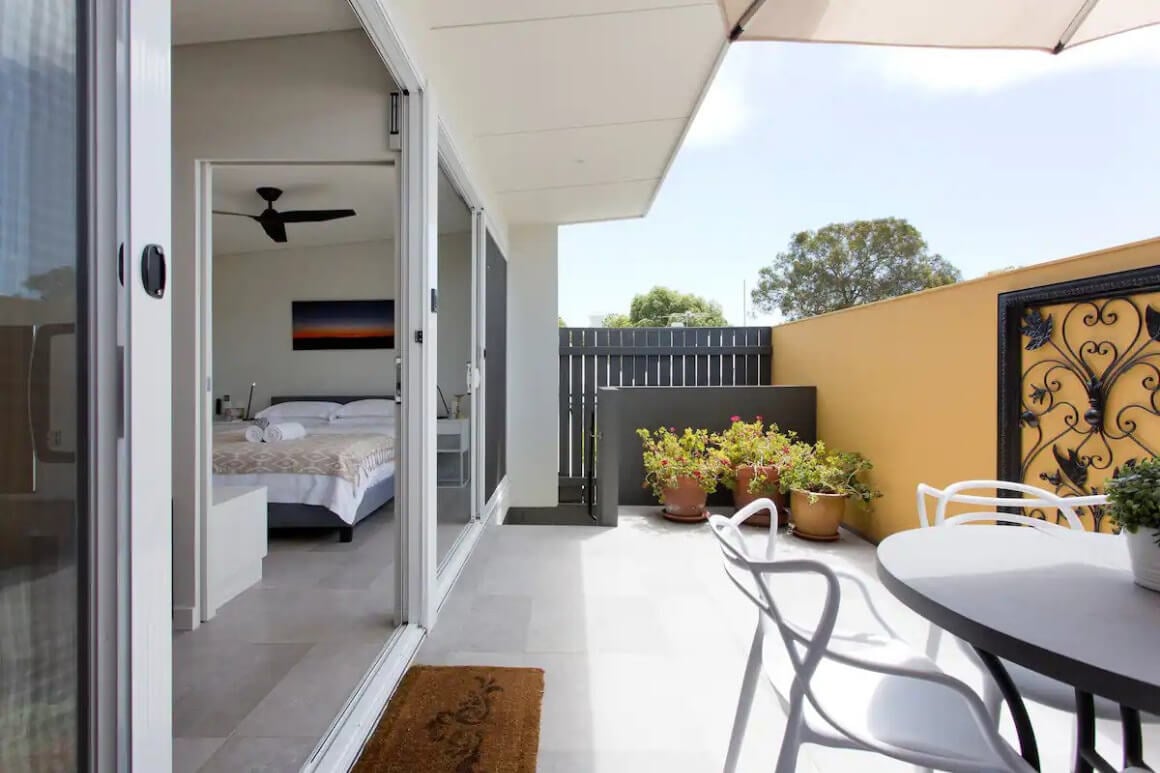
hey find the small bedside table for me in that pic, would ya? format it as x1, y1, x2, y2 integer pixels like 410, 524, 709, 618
436, 418, 470, 488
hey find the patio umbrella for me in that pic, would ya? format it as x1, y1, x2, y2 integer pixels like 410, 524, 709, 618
720, 0, 1160, 53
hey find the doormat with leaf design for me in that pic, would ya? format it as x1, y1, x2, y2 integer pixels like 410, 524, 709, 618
352, 665, 544, 773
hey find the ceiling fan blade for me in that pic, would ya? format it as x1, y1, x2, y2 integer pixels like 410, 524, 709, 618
212, 210, 260, 219
278, 209, 357, 223
260, 219, 288, 243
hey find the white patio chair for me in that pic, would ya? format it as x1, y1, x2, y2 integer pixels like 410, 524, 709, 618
710, 498, 1035, 773
916, 480, 1150, 727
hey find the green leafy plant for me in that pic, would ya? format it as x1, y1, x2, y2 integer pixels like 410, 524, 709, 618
1107, 457, 1160, 546
778, 441, 880, 507
636, 426, 724, 499
711, 416, 796, 494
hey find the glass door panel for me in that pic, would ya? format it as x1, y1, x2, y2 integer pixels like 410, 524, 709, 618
1, 0, 86, 768
435, 167, 474, 569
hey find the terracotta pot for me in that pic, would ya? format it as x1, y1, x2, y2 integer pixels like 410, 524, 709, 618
733, 465, 787, 527
789, 489, 847, 541
661, 475, 709, 522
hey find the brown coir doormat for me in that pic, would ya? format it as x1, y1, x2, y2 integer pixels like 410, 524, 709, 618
352, 666, 544, 773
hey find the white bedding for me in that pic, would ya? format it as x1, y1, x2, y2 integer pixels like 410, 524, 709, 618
212, 419, 396, 524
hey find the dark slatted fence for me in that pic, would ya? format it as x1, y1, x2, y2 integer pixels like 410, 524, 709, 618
559, 327, 772, 498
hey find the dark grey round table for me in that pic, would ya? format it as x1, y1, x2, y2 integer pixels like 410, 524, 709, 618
877, 526, 1160, 772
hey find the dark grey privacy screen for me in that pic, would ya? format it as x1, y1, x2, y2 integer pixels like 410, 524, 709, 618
559, 327, 772, 484
596, 386, 817, 524
484, 232, 507, 502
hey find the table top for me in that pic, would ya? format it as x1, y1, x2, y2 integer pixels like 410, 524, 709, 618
877, 526, 1160, 713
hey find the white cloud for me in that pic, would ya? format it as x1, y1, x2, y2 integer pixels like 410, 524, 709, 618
862, 24, 1160, 93
685, 47, 756, 148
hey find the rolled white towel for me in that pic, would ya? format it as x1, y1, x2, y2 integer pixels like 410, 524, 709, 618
263, 421, 306, 442
244, 425, 264, 443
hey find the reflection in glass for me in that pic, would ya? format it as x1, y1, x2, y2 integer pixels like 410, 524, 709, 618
1, 0, 85, 769
436, 167, 474, 569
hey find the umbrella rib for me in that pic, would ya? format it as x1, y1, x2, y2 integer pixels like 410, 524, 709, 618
1054, 0, 1102, 53
729, 0, 771, 41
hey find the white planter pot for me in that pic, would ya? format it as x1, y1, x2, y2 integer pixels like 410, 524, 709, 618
1125, 529, 1160, 592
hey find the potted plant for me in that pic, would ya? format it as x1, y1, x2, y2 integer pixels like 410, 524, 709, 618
778, 441, 880, 541
713, 416, 795, 527
637, 426, 723, 522
1106, 457, 1160, 592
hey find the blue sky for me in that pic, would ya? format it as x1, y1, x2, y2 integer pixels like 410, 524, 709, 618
558, 27, 1160, 326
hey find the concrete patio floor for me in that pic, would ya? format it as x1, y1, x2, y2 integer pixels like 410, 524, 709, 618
417, 509, 1157, 772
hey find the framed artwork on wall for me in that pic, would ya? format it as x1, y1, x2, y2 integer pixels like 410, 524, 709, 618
291, 299, 395, 350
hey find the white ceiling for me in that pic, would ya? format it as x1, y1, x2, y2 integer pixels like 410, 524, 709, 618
212, 164, 394, 256
172, 0, 361, 46
177, 0, 727, 227
211, 164, 472, 256
414, 0, 727, 225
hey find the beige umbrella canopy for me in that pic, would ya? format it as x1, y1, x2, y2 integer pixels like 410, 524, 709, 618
719, 0, 1160, 53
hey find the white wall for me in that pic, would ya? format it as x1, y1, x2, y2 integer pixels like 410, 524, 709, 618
506, 225, 559, 507
436, 231, 472, 410
172, 30, 398, 624
213, 240, 396, 412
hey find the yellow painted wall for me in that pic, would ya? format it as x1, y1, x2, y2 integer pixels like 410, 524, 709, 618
771, 237, 1160, 542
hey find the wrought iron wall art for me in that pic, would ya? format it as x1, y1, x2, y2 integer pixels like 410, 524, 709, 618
998, 266, 1160, 532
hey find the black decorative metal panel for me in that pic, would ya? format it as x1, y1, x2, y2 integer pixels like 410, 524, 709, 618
998, 266, 1160, 532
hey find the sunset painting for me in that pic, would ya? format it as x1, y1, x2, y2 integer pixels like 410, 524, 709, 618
292, 300, 394, 350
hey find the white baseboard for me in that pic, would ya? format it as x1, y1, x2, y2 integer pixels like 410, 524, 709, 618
171, 605, 199, 632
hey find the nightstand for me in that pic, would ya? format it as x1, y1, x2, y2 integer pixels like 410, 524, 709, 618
436, 418, 470, 488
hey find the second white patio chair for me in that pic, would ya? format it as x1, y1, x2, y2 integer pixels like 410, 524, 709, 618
918, 480, 1158, 762
710, 498, 1034, 773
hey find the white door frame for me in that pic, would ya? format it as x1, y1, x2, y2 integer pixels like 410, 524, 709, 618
190, 158, 399, 625
118, 0, 173, 768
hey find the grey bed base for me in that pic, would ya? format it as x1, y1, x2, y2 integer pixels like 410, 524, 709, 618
266, 473, 395, 543
263, 394, 396, 542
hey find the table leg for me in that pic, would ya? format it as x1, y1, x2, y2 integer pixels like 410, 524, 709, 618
1120, 705, 1152, 771
1074, 689, 1097, 773
973, 648, 1040, 771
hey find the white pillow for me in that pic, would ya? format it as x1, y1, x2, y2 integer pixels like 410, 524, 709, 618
329, 416, 395, 427
332, 399, 394, 420
255, 401, 342, 421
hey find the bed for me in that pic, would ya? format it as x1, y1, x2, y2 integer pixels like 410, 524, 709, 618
212, 395, 396, 542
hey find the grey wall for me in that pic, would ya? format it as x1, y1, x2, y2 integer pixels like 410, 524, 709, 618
597, 386, 817, 524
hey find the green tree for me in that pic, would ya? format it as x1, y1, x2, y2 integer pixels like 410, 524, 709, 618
558, 317, 567, 327
601, 313, 633, 328
610, 286, 727, 327
751, 218, 961, 321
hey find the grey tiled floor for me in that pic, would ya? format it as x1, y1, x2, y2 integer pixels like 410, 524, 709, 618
172, 491, 476, 773
172, 506, 401, 773
419, 510, 1159, 772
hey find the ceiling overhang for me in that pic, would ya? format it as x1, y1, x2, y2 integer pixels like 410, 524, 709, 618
416, 1, 729, 226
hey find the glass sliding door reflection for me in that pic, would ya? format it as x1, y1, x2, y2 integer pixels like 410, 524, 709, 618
435, 168, 474, 569
1, 0, 88, 768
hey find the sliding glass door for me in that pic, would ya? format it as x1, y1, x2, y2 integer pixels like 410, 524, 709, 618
1, 1, 88, 767
434, 167, 475, 570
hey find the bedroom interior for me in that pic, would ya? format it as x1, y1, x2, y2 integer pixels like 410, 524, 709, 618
171, 159, 408, 767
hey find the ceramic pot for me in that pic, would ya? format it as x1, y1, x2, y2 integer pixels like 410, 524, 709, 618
733, 465, 787, 527
661, 475, 708, 522
789, 489, 847, 541
1125, 528, 1160, 592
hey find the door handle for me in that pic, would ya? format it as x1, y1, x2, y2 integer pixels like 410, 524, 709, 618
141, 244, 166, 298
30, 323, 76, 464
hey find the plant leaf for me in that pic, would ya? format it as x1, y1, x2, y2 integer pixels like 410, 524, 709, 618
1146, 305, 1160, 342
1051, 444, 1088, 489
1020, 309, 1053, 351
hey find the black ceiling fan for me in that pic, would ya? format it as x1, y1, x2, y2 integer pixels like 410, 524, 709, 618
213, 186, 356, 243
